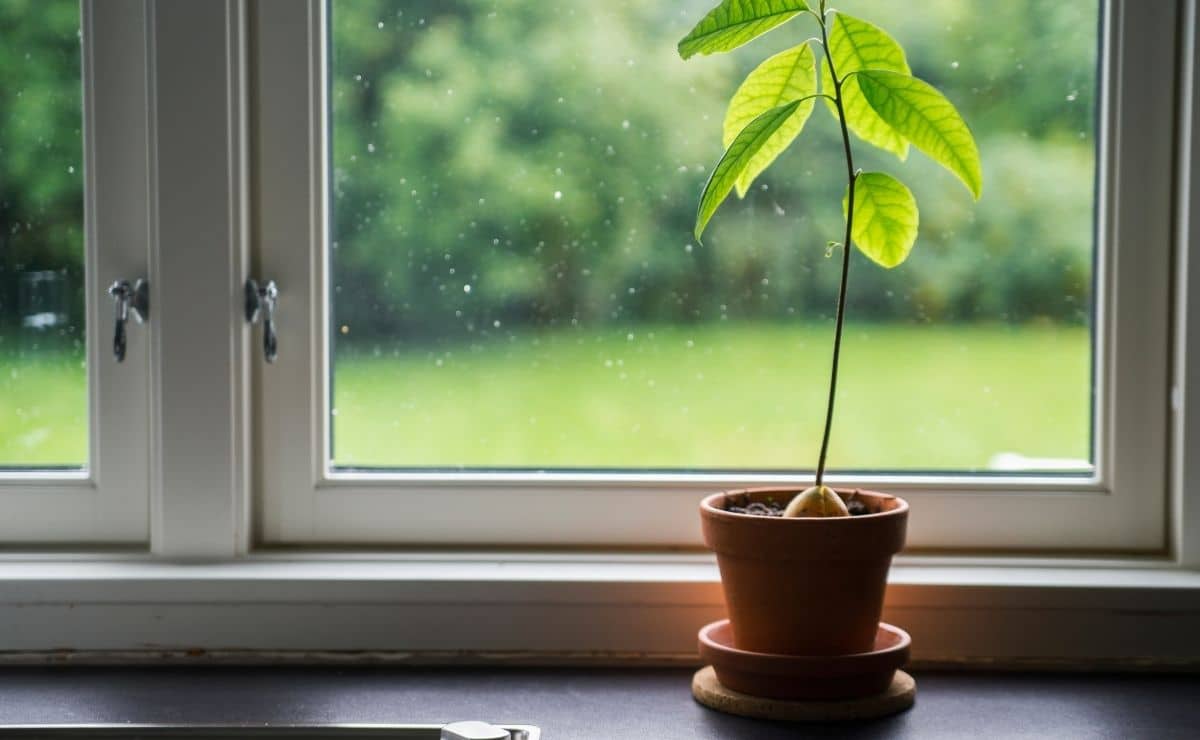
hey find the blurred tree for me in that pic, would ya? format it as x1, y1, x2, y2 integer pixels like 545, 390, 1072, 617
0, 1, 1099, 343
0, 0, 83, 337
329, 0, 1099, 343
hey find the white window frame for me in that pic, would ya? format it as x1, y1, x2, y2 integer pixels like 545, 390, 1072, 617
1174, 0, 1200, 572
0, 0, 252, 553
140, 0, 251, 558
254, 0, 1175, 552
0, 0, 153, 544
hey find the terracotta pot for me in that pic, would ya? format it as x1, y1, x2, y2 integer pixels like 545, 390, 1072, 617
700, 487, 908, 656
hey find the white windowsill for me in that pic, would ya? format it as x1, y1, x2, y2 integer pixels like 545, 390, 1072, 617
0, 552, 1197, 668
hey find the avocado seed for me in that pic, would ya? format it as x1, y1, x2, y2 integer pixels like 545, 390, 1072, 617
783, 485, 851, 518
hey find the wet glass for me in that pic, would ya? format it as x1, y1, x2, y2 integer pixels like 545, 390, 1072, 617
0, 0, 87, 469
328, 0, 1098, 473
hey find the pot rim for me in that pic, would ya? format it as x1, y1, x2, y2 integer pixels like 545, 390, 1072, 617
701, 486, 909, 523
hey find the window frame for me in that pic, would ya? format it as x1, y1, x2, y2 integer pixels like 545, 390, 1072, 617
251, 0, 1174, 551
0, 0, 1195, 664
0, 0, 253, 553
0, 0, 153, 544
1174, 0, 1200, 571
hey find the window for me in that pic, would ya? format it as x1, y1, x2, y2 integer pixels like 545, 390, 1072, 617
0, 0, 1193, 665
0, 0, 150, 543
327, 1, 1098, 474
253, 0, 1174, 551
1, 0, 86, 469
0, 0, 1184, 553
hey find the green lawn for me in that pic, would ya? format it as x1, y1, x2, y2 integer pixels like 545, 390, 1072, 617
0, 344, 87, 467
0, 323, 1090, 471
331, 322, 1091, 471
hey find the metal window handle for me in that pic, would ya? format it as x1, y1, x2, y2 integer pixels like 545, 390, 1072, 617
107, 279, 149, 363
245, 278, 278, 363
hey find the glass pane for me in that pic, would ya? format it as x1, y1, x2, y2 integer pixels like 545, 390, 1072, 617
0, 0, 87, 468
328, 0, 1098, 473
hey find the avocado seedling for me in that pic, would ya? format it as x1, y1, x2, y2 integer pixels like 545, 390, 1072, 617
679, 0, 982, 517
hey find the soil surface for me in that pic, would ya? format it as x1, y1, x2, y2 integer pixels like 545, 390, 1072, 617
726, 497, 869, 517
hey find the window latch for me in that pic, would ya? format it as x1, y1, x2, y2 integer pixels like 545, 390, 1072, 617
244, 278, 279, 363
107, 279, 149, 363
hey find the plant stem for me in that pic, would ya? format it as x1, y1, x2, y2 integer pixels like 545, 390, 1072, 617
814, 15, 857, 488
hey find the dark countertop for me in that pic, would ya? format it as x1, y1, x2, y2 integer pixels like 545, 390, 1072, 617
0, 667, 1197, 739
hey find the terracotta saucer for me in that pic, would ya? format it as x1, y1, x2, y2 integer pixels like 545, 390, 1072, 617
697, 619, 911, 701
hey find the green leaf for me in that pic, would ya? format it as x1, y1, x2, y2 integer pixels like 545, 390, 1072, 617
855, 70, 983, 199
723, 43, 817, 197
678, 0, 810, 60
820, 12, 909, 160
842, 172, 919, 268
695, 100, 803, 241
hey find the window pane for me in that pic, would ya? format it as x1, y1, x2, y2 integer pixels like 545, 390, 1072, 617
0, 0, 86, 468
328, 0, 1097, 472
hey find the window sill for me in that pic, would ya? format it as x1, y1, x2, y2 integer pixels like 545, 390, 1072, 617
0, 552, 1198, 667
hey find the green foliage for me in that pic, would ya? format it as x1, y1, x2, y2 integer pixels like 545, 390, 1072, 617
855, 70, 983, 199
678, 0, 810, 60
680, 1, 983, 482
679, 4, 982, 261
723, 43, 818, 197
328, 1, 1095, 335
699, 100, 809, 240
820, 13, 909, 160
0, 0, 84, 333
844, 172, 919, 268
326, 1, 729, 340
4, 0, 1100, 349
